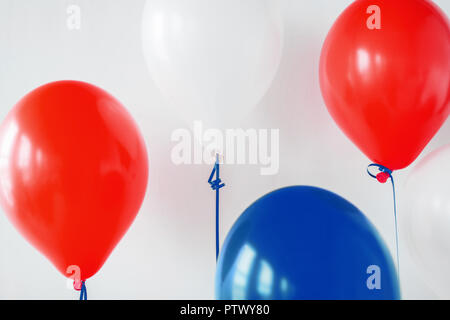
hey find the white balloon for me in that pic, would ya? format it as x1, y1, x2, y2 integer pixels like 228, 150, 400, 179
403, 144, 450, 298
141, 0, 283, 127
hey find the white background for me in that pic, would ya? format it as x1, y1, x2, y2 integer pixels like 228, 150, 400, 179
0, 0, 449, 299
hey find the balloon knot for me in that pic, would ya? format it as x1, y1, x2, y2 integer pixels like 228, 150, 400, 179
208, 155, 225, 191
376, 172, 390, 183
209, 178, 225, 191
367, 163, 393, 183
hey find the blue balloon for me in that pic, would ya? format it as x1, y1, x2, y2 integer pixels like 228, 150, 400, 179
216, 186, 400, 300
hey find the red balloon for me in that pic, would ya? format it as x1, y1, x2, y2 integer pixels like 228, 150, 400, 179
0, 81, 148, 281
320, 0, 450, 170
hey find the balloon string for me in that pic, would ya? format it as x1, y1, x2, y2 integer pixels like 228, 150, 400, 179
208, 154, 225, 261
79, 281, 87, 300
367, 164, 400, 280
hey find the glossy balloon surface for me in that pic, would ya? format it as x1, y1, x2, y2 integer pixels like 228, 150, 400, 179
141, 0, 283, 127
0, 81, 148, 280
320, 0, 450, 170
216, 186, 400, 300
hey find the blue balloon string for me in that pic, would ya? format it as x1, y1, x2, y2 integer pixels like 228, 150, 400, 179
208, 154, 225, 261
367, 163, 400, 280
79, 281, 87, 300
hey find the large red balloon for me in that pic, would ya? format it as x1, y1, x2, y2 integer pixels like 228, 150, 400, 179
0, 81, 148, 281
320, 0, 450, 170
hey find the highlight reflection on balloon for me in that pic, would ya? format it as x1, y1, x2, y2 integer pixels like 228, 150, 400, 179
216, 186, 400, 300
